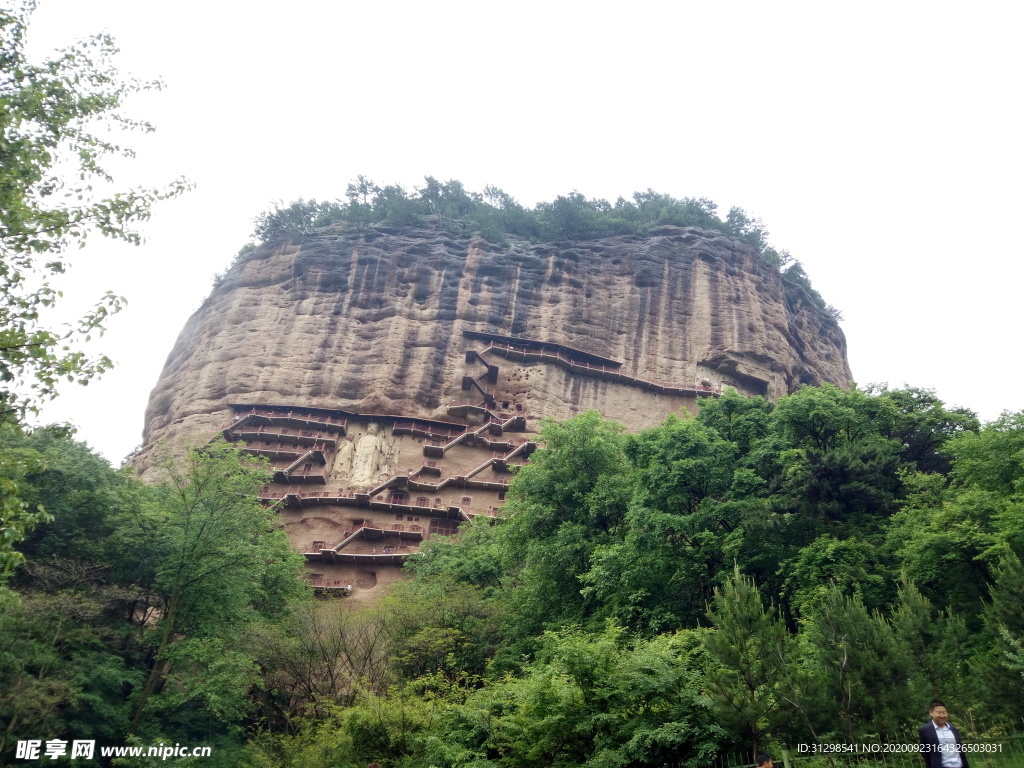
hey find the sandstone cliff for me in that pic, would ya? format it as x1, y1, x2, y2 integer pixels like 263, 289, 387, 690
137, 224, 851, 472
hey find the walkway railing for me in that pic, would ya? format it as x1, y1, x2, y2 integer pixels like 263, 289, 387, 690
478, 342, 722, 398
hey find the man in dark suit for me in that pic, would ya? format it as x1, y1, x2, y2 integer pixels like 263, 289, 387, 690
919, 700, 970, 768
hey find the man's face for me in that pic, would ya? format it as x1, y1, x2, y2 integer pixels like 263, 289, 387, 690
930, 706, 949, 727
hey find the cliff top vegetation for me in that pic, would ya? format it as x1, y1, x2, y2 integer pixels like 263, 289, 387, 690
242, 177, 841, 320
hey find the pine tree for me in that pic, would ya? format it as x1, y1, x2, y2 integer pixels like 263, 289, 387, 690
702, 566, 789, 755
890, 575, 968, 703
800, 586, 913, 742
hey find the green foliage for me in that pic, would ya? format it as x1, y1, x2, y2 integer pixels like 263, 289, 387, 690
627, 414, 737, 516
890, 576, 968, 704
0, 425, 50, 591
0, 429, 147, 758
387, 396, 1024, 752
0, 2, 187, 599
946, 410, 1024, 496
776, 444, 903, 540
8, 388, 1024, 762
0, 431, 312, 763
152, 637, 264, 727
246, 177, 839, 320
725, 206, 770, 253
986, 548, 1024, 647
999, 628, 1024, 682
493, 413, 631, 640
781, 261, 839, 317
702, 566, 790, 754
783, 535, 893, 614
974, 549, 1024, 714
251, 179, 740, 247
9, 424, 124, 563
504, 412, 630, 540
770, 383, 897, 452
430, 624, 725, 768
382, 578, 503, 682
695, 389, 772, 455
252, 198, 344, 242
887, 474, 1002, 618
406, 515, 505, 590
123, 442, 305, 733
869, 386, 980, 474
582, 417, 740, 633
535, 191, 609, 240
0, 1, 188, 424
798, 586, 912, 742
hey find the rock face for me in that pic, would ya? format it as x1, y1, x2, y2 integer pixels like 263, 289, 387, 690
136, 224, 851, 600
139, 224, 850, 468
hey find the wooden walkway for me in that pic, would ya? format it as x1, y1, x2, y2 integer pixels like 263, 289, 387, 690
477, 340, 720, 398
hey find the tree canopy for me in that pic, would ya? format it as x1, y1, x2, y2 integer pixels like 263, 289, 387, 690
244, 177, 841, 320
396, 387, 1023, 756
2, 383, 1022, 766
0, 1, 188, 597
0, 431, 306, 758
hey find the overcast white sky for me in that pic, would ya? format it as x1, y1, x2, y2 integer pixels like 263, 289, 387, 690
21, 0, 1024, 463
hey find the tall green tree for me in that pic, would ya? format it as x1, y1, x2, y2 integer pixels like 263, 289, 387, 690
1, 1, 187, 586
887, 473, 1001, 619
770, 383, 897, 453
696, 389, 773, 456
495, 412, 631, 639
868, 386, 978, 474
0, 0, 188, 424
799, 586, 912, 742
702, 566, 790, 755
783, 535, 894, 614
946, 410, 1024, 504
583, 416, 739, 633
889, 576, 968, 704
123, 443, 305, 734
973, 548, 1024, 716
0, 430, 148, 761
0, 425, 49, 593
0, 562, 143, 759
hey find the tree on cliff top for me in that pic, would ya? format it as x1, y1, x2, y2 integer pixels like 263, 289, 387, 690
247, 177, 843, 321
0, 0, 189, 425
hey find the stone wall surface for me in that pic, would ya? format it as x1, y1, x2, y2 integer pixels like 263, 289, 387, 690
137, 224, 852, 473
